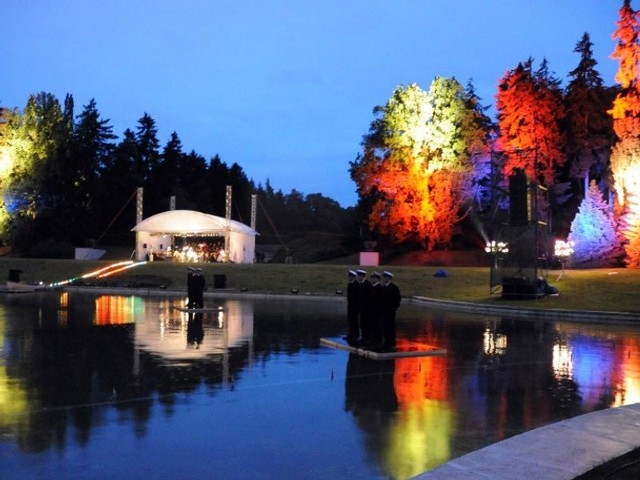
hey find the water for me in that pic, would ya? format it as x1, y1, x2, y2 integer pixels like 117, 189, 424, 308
1, 291, 639, 479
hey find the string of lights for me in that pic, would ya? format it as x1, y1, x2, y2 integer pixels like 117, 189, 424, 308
48, 260, 147, 287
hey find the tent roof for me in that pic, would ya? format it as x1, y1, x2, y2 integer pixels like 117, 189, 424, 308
132, 210, 256, 236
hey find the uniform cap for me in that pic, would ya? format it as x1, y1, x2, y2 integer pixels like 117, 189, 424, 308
382, 271, 393, 278
356, 269, 367, 276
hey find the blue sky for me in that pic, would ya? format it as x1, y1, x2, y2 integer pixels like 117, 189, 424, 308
1, 1, 628, 207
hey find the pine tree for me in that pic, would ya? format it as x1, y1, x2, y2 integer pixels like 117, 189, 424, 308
495, 58, 566, 187
609, 0, 640, 267
564, 33, 614, 185
568, 180, 622, 266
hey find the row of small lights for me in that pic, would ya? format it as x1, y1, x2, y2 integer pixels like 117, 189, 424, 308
48, 261, 147, 287
484, 240, 575, 258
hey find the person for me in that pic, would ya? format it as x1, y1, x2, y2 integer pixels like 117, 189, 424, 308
355, 269, 372, 345
186, 267, 196, 307
346, 270, 359, 345
381, 271, 401, 351
368, 271, 384, 349
192, 268, 206, 308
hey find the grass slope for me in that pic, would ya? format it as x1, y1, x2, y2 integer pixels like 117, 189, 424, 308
1, 258, 639, 314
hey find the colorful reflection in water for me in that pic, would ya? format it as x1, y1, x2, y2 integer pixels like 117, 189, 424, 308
1, 293, 640, 479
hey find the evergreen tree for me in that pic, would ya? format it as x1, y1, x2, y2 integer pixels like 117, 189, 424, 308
178, 150, 209, 211
134, 113, 160, 183
564, 33, 614, 186
146, 131, 184, 215
495, 58, 566, 187
65, 99, 117, 242
609, 0, 640, 267
99, 129, 141, 237
568, 180, 622, 266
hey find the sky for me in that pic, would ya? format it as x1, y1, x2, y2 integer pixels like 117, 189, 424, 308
1, 1, 630, 207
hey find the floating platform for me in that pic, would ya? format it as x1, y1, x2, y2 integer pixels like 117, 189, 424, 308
2, 281, 37, 293
172, 306, 224, 313
320, 337, 447, 360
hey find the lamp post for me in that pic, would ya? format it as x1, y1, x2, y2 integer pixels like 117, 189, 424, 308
554, 239, 574, 280
485, 241, 509, 269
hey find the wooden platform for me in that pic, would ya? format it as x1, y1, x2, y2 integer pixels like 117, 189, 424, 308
320, 337, 447, 360
172, 306, 224, 313
2, 281, 37, 293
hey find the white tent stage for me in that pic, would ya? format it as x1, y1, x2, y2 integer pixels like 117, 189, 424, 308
132, 209, 257, 264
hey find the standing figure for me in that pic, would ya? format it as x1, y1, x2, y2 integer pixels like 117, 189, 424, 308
368, 271, 384, 349
381, 271, 401, 351
186, 267, 196, 308
192, 268, 206, 308
346, 270, 359, 345
355, 269, 372, 345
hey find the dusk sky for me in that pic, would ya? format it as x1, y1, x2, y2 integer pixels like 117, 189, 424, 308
2, 1, 629, 207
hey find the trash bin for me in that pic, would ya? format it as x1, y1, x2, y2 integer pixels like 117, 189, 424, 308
213, 274, 227, 289
8, 269, 22, 282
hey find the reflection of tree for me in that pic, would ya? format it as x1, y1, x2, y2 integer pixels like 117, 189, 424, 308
3, 294, 255, 453
344, 329, 455, 480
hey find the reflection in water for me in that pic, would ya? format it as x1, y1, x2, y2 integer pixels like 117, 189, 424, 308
345, 334, 453, 480
187, 313, 204, 348
1, 294, 640, 479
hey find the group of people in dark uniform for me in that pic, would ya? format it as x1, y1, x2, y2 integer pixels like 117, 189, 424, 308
346, 269, 401, 351
187, 267, 206, 308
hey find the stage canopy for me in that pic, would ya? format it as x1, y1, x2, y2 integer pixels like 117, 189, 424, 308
132, 209, 257, 264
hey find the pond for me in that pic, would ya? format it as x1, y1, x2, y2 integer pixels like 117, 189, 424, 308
1, 291, 639, 479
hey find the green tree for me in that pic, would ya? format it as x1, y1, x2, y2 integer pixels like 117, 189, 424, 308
5, 92, 70, 249
564, 33, 615, 187
351, 78, 490, 250
146, 131, 184, 215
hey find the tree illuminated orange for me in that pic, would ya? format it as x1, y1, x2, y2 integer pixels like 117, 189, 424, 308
351, 79, 490, 250
609, 0, 640, 267
495, 59, 566, 187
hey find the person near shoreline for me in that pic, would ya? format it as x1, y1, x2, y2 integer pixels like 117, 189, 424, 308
381, 271, 401, 351
368, 271, 384, 348
355, 269, 371, 345
346, 270, 359, 345
186, 267, 196, 307
192, 268, 206, 308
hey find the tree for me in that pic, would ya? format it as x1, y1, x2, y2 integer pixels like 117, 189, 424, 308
564, 33, 615, 186
568, 180, 622, 266
495, 58, 566, 187
4, 92, 70, 248
146, 131, 184, 215
609, 0, 640, 267
351, 79, 490, 250
63, 98, 117, 241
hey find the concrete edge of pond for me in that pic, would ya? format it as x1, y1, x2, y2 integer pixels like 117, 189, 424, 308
411, 402, 640, 480
410, 296, 640, 323
52, 286, 640, 322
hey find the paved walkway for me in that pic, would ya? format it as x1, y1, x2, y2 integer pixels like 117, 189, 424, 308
413, 403, 640, 479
